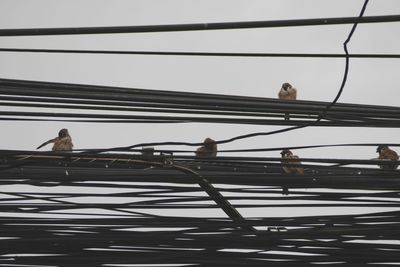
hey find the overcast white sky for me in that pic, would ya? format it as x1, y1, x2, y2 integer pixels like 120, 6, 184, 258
0, 0, 399, 161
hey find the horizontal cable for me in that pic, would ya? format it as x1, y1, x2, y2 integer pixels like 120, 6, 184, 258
0, 149, 397, 166
0, 110, 355, 126
1, 47, 399, 58
0, 14, 399, 36
2, 79, 400, 127
2, 78, 400, 116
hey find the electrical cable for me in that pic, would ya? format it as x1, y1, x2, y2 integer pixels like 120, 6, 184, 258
1, 47, 399, 58
0, 13, 395, 36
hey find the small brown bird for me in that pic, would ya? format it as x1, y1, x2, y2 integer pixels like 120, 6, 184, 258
280, 149, 304, 195
278, 83, 297, 100
280, 149, 304, 175
195, 138, 217, 157
36, 128, 73, 151
376, 145, 399, 170
278, 82, 297, 120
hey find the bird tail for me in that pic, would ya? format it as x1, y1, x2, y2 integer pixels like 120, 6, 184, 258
36, 139, 54, 150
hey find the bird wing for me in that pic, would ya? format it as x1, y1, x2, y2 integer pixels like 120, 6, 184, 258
281, 156, 296, 174
386, 149, 399, 161
380, 149, 399, 161
290, 155, 302, 164
288, 87, 297, 100
36, 138, 56, 149
53, 136, 73, 151
291, 155, 304, 174
195, 146, 206, 157
278, 89, 289, 99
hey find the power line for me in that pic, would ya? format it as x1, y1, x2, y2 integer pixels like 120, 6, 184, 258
2, 77, 400, 128
3, 78, 400, 118
0, 14, 397, 36
1, 47, 399, 58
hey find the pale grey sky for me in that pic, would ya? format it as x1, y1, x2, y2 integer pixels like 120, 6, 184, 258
0, 0, 399, 161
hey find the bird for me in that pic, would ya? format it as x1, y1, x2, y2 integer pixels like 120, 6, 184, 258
376, 145, 399, 170
195, 138, 217, 157
36, 128, 73, 151
280, 149, 304, 175
280, 149, 304, 195
278, 82, 297, 120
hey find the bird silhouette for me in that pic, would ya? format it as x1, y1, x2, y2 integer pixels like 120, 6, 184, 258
278, 82, 297, 120
36, 128, 73, 151
376, 145, 399, 170
195, 138, 217, 157
280, 149, 304, 195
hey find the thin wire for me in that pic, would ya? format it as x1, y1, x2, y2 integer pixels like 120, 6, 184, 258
1, 47, 399, 58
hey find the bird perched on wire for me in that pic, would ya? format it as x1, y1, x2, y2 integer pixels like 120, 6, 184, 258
280, 149, 304, 195
195, 138, 217, 157
280, 149, 304, 175
278, 82, 297, 120
36, 128, 73, 151
376, 145, 399, 170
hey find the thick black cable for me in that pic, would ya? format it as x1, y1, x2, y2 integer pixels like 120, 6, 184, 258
4, 78, 400, 125
0, 98, 318, 119
1, 47, 399, 58
4, 77, 400, 115
0, 13, 395, 36
0, 149, 398, 167
0, 117, 184, 123
225, 143, 400, 153
3, 83, 400, 117
2, 107, 398, 127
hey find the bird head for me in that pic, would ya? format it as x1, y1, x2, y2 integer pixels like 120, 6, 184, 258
204, 138, 216, 149
58, 128, 69, 138
282, 83, 292, 90
376, 145, 388, 153
280, 149, 292, 157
